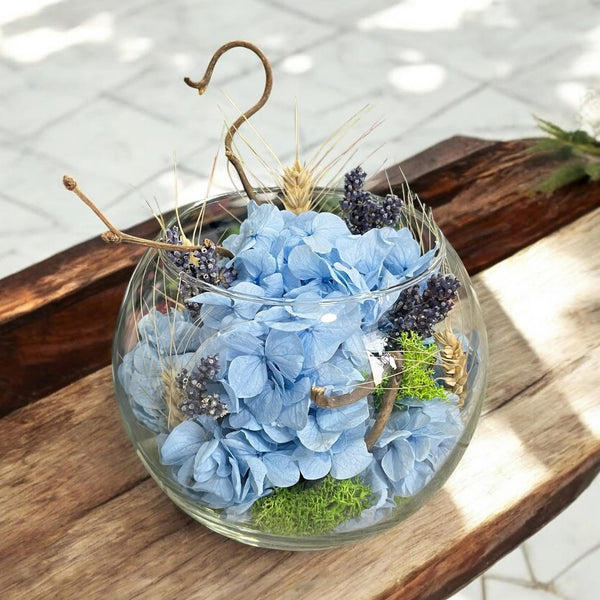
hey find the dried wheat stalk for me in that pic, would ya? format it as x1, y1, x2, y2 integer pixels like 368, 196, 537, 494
434, 329, 468, 407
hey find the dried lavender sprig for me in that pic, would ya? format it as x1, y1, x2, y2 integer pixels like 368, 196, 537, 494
339, 167, 402, 234
179, 393, 228, 420
176, 355, 227, 419
164, 227, 236, 316
387, 274, 461, 341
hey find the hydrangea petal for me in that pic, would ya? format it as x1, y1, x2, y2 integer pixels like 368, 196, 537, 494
381, 438, 415, 481
263, 453, 300, 487
330, 438, 373, 479
228, 355, 267, 398
159, 421, 206, 464
293, 446, 332, 480
265, 329, 304, 381
297, 414, 342, 451
316, 400, 370, 433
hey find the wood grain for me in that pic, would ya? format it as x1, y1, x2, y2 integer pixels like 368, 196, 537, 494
2, 208, 599, 600
2, 137, 599, 415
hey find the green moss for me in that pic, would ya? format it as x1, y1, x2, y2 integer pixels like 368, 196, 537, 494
251, 476, 374, 536
373, 331, 441, 407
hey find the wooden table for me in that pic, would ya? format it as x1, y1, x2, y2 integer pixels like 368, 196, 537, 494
1, 137, 599, 599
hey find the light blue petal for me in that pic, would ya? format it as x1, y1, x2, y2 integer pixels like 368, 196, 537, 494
381, 438, 415, 481
297, 414, 341, 452
330, 438, 373, 479
159, 421, 207, 465
287, 244, 331, 281
243, 384, 282, 424
265, 329, 304, 381
227, 355, 267, 398
244, 455, 268, 495
262, 424, 296, 444
293, 446, 332, 480
221, 329, 263, 356
278, 399, 310, 431
316, 399, 370, 432
412, 436, 431, 462
263, 453, 300, 487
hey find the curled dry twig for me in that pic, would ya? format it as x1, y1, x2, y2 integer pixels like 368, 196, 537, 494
62, 175, 233, 257
311, 351, 403, 450
184, 40, 274, 202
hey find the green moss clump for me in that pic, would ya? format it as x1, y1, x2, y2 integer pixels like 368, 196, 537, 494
398, 331, 441, 401
373, 331, 441, 407
251, 476, 374, 536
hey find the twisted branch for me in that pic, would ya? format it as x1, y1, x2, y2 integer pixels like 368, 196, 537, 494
311, 378, 376, 409
62, 175, 233, 258
311, 352, 404, 450
184, 41, 274, 202
365, 353, 403, 450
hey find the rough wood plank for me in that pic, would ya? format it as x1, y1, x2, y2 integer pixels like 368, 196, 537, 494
3, 137, 599, 415
2, 209, 599, 600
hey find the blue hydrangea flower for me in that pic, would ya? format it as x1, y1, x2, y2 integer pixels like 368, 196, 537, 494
118, 309, 206, 433
369, 398, 463, 498
120, 197, 456, 518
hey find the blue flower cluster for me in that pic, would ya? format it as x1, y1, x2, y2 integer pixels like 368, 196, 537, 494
119, 199, 464, 525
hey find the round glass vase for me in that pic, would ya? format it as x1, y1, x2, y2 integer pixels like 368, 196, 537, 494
112, 188, 488, 550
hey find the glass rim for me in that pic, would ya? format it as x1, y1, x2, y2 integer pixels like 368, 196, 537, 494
157, 187, 447, 306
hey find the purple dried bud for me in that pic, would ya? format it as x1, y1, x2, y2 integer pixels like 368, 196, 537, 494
387, 274, 461, 341
339, 167, 402, 234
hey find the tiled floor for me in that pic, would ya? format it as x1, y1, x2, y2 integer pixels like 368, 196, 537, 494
0, 1, 598, 597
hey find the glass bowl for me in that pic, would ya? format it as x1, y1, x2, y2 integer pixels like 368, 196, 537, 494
112, 188, 488, 550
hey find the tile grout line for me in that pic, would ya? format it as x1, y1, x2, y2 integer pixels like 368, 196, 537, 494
521, 543, 540, 584
548, 541, 600, 584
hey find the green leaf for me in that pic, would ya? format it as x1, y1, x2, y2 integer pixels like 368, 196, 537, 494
534, 161, 588, 193
584, 162, 600, 181
534, 116, 570, 140
570, 129, 599, 146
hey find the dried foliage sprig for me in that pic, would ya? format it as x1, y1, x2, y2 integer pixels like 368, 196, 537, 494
531, 116, 600, 193
434, 329, 468, 407
62, 175, 234, 258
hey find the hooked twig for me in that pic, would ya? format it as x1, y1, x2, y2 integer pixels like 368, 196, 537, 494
184, 41, 274, 202
62, 175, 234, 258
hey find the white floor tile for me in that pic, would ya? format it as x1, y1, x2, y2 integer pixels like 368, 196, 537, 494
356, 1, 588, 84
554, 546, 600, 600
408, 87, 545, 141
0, 194, 54, 232
112, 0, 335, 61
447, 577, 484, 600
485, 579, 560, 600
0, 27, 152, 136
494, 26, 600, 127
524, 476, 600, 583
33, 96, 205, 204
487, 547, 532, 582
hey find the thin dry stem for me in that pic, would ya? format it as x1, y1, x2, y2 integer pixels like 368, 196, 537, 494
63, 175, 234, 258
184, 40, 273, 201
